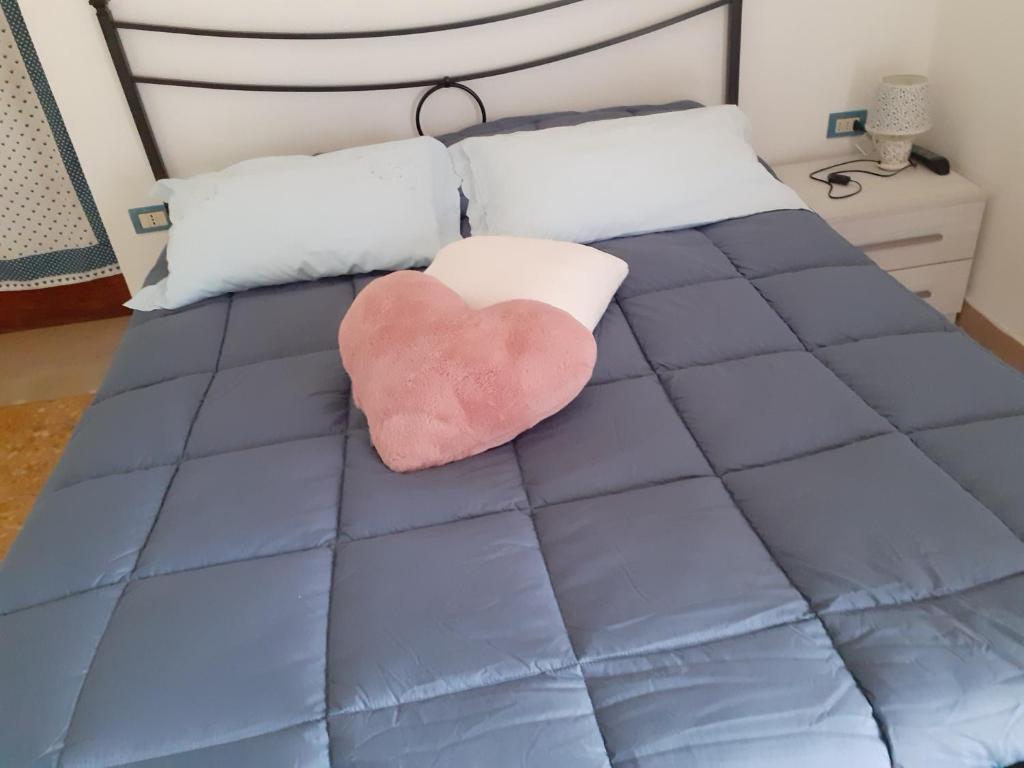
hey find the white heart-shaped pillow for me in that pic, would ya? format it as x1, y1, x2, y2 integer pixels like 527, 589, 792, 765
425, 236, 628, 331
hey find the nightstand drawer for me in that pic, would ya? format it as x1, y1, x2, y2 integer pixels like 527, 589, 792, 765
888, 259, 972, 319
830, 201, 984, 271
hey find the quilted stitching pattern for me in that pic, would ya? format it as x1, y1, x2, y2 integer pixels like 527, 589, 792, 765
3, 210, 1024, 764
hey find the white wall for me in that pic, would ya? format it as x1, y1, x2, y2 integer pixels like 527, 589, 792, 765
21, 0, 938, 292
926, 0, 1024, 343
742, 0, 937, 163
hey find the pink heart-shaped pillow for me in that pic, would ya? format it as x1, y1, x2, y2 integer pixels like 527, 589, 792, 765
339, 271, 596, 472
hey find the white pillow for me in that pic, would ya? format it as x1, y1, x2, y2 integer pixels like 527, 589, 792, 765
449, 105, 807, 243
128, 136, 461, 311
424, 236, 628, 331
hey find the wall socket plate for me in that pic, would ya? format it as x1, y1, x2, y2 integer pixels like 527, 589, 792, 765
827, 109, 868, 138
129, 204, 170, 234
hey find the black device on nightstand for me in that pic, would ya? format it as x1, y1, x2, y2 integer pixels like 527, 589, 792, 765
911, 145, 951, 175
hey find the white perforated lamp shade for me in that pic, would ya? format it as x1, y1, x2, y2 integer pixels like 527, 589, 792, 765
867, 74, 932, 135
867, 74, 932, 170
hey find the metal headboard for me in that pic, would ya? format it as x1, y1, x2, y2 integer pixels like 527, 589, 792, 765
89, 0, 743, 180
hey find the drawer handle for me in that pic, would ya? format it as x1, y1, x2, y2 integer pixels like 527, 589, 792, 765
915, 289, 933, 299
861, 233, 944, 252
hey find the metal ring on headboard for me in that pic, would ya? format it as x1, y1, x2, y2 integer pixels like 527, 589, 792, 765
415, 78, 487, 136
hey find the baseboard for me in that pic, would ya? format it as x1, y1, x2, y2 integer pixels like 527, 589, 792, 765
0, 274, 130, 334
958, 302, 1024, 373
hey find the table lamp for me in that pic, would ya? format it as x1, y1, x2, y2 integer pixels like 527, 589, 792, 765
866, 74, 932, 170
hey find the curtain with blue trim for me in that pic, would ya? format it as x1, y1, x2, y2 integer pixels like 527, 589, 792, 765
0, 0, 119, 290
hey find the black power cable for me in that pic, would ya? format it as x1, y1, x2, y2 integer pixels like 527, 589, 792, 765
808, 156, 916, 200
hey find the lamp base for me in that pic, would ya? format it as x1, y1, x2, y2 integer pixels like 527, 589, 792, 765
873, 135, 914, 171
879, 158, 911, 172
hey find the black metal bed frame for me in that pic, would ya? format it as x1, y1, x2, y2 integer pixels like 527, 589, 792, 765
88, 0, 743, 180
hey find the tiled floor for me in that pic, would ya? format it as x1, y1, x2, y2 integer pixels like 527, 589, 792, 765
0, 316, 127, 558
0, 394, 92, 558
0, 315, 129, 405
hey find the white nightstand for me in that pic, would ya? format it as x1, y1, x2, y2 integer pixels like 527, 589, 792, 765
774, 158, 986, 321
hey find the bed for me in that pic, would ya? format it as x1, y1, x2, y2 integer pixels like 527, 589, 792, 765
5, 4, 1024, 768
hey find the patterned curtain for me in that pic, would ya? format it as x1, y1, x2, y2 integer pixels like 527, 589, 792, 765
0, 0, 119, 290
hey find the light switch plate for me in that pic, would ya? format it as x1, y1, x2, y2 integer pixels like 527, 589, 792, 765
129, 204, 170, 233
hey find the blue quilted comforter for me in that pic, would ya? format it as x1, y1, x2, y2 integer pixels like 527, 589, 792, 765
3, 109, 1024, 768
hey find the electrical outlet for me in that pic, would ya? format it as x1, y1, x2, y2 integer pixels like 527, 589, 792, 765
129, 204, 170, 234
834, 116, 859, 134
827, 109, 868, 138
